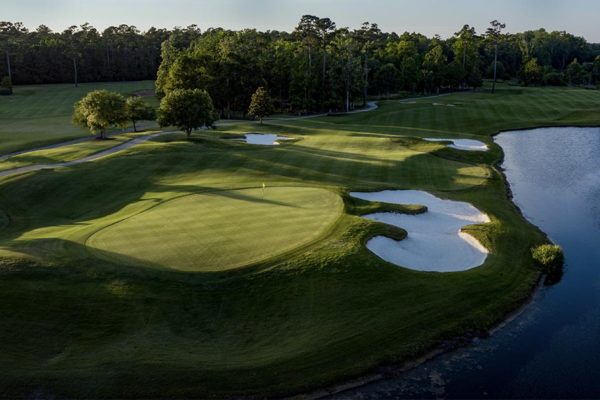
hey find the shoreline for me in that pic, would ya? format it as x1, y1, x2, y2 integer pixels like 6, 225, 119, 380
290, 125, 577, 400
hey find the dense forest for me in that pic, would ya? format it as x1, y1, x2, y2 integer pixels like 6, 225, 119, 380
2, 17, 600, 113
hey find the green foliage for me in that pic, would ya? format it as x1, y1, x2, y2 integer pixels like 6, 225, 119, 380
157, 88, 216, 136
161, 53, 210, 95
467, 63, 483, 88
247, 87, 273, 123
520, 58, 543, 85
0, 76, 13, 95
125, 96, 155, 132
566, 59, 588, 85
72, 90, 128, 138
373, 63, 401, 95
543, 71, 565, 86
531, 244, 564, 274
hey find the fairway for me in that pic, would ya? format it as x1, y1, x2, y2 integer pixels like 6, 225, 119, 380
0, 81, 156, 154
87, 187, 343, 271
1, 82, 600, 399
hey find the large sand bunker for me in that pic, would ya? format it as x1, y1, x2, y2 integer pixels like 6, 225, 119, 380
350, 190, 490, 272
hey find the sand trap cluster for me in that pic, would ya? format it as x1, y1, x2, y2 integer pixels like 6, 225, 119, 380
424, 138, 488, 152
350, 190, 490, 272
242, 134, 290, 145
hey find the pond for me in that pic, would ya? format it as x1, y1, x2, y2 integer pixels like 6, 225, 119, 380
333, 127, 600, 398
241, 133, 290, 145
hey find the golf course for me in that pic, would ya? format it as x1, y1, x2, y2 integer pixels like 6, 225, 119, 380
1, 80, 599, 398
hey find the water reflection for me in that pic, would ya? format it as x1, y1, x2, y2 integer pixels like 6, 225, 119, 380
331, 127, 600, 399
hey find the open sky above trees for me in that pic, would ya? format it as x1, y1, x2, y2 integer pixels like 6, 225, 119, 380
4, 0, 600, 42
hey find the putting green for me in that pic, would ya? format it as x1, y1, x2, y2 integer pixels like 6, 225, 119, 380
87, 186, 343, 272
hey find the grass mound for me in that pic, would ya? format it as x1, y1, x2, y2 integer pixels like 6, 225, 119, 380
87, 187, 343, 272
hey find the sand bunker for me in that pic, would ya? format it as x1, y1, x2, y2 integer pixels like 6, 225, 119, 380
350, 190, 490, 272
424, 138, 488, 152
242, 134, 290, 145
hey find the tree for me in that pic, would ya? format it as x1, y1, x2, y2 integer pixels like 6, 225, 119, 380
72, 90, 128, 139
125, 96, 155, 132
453, 25, 479, 88
157, 88, 216, 137
486, 20, 506, 93
422, 41, 447, 94
520, 58, 543, 85
161, 53, 210, 95
0, 76, 12, 95
247, 86, 273, 124
330, 30, 362, 112
0, 22, 27, 84
467, 63, 483, 89
373, 63, 400, 96
355, 22, 382, 106
566, 58, 586, 85
316, 17, 336, 107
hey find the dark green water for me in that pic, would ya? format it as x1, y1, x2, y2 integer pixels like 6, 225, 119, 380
333, 127, 600, 399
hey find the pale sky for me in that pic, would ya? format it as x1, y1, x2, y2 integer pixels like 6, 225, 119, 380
4, 0, 600, 41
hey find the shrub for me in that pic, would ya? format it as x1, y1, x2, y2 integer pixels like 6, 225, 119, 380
543, 71, 566, 86
0, 76, 12, 95
531, 244, 564, 274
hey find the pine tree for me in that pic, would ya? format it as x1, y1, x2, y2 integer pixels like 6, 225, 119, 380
248, 87, 273, 124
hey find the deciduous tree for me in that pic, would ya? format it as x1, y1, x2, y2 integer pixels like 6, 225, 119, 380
157, 88, 216, 137
125, 96, 155, 132
72, 90, 128, 139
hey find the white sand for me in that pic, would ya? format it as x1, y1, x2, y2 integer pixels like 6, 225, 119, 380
424, 138, 489, 152
243, 134, 289, 145
350, 190, 490, 272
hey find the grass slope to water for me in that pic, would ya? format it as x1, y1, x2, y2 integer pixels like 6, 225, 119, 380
0, 83, 599, 398
0, 81, 155, 154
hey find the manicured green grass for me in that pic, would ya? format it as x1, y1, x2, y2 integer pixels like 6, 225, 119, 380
0, 83, 599, 398
0, 131, 156, 172
87, 186, 343, 272
0, 81, 156, 154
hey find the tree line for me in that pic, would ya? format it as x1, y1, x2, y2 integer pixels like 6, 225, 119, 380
4, 17, 600, 113
0, 22, 204, 86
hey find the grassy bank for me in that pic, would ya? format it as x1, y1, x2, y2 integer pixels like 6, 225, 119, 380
0, 83, 599, 398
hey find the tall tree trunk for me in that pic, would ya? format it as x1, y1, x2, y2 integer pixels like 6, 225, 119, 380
492, 44, 498, 94
322, 51, 326, 110
322, 52, 326, 87
132, 120, 137, 132
5, 51, 12, 82
462, 43, 467, 89
363, 53, 368, 107
73, 58, 78, 88
345, 82, 350, 113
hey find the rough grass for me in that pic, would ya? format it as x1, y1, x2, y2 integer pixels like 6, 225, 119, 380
0, 83, 599, 398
